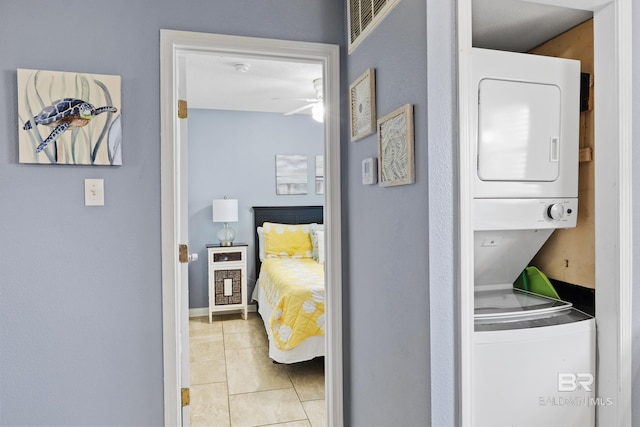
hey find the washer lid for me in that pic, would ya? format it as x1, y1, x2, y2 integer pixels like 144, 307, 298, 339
475, 287, 571, 320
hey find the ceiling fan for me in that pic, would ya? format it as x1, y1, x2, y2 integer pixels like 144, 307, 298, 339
284, 78, 324, 122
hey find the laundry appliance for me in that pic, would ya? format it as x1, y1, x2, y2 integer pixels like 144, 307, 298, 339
471, 48, 596, 427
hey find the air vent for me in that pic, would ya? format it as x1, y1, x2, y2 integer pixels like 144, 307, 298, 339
348, 0, 401, 53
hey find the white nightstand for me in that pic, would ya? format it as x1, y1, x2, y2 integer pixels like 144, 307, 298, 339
206, 243, 248, 322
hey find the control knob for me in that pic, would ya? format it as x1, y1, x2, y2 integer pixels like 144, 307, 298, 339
547, 203, 565, 220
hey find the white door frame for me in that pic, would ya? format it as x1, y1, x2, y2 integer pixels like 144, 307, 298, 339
457, 1, 632, 425
160, 30, 343, 426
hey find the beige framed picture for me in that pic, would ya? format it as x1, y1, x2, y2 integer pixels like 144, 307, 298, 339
17, 68, 122, 165
349, 68, 376, 141
377, 104, 414, 187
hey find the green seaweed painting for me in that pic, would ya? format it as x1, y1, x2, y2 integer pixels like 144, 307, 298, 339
18, 69, 122, 165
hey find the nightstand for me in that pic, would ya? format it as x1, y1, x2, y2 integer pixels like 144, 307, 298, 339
206, 243, 248, 322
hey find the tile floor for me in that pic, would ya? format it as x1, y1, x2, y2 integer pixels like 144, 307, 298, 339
189, 313, 326, 427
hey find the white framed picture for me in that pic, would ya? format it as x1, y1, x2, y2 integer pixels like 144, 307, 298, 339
276, 154, 308, 195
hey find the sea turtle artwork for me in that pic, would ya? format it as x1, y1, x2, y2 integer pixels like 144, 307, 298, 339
18, 68, 122, 165
23, 98, 118, 153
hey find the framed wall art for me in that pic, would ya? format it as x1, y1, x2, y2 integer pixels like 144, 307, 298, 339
377, 104, 414, 187
276, 154, 308, 195
17, 68, 122, 166
315, 155, 324, 194
349, 68, 376, 141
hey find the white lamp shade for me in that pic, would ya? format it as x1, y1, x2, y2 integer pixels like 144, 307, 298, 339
212, 199, 238, 223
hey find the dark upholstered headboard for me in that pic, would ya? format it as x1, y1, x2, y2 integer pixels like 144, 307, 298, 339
252, 205, 324, 275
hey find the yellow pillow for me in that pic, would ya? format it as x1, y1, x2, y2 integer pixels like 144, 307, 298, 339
263, 222, 314, 258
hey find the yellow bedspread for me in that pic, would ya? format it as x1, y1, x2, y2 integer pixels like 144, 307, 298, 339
257, 258, 325, 350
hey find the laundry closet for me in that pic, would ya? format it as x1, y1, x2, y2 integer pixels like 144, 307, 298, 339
471, 20, 597, 427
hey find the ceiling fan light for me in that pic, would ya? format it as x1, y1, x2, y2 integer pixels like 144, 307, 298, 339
312, 103, 324, 122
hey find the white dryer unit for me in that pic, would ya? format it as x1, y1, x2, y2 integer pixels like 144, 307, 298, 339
471, 47, 581, 290
472, 47, 580, 200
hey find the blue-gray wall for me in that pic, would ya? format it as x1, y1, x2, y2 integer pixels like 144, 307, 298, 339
187, 109, 323, 309
2, 0, 639, 426
0, 1, 343, 425
345, 1, 434, 425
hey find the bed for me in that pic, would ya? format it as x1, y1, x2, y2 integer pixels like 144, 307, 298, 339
251, 206, 325, 364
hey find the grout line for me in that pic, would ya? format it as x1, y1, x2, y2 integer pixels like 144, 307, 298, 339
285, 363, 304, 403
222, 316, 232, 427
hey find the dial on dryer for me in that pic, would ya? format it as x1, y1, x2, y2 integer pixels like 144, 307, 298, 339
547, 203, 565, 220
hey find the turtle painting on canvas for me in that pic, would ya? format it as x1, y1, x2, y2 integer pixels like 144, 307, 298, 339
23, 98, 117, 153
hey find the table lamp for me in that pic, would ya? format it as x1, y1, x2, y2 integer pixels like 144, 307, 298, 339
212, 198, 238, 246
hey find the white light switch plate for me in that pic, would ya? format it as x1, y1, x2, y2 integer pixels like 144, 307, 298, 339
362, 157, 377, 185
85, 179, 105, 206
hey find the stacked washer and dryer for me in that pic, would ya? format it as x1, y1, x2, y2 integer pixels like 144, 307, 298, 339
471, 48, 596, 426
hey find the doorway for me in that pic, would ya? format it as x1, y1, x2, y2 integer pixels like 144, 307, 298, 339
160, 30, 343, 426
458, 1, 632, 425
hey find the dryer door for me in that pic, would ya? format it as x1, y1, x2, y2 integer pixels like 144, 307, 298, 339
477, 78, 561, 182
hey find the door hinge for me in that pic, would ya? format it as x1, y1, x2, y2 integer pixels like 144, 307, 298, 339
178, 99, 188, 119
179, 244, 189, 263
181, 387, 190, 407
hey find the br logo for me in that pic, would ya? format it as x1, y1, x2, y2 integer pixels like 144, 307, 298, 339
558, 373, 594, 392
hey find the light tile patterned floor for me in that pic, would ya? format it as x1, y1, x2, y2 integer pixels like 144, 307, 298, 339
189, 313, 326, 427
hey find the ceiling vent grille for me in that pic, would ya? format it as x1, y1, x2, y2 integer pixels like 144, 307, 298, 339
348, 0, 400, 53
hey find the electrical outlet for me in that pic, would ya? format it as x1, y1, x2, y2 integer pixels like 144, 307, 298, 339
85, 179, 105, 206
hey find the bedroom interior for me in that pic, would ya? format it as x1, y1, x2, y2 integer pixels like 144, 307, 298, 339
186, 55, 327, 426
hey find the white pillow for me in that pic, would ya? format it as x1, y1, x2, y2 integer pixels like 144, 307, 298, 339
310, 224, 324, 262
316, 230, 325, 264
257, 226, 265, 261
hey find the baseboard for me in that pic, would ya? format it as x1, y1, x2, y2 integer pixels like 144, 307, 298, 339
188, 307, 209, 318
189, 303, 257, 318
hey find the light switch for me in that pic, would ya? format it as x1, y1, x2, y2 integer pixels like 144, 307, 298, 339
85, 179, 105, 206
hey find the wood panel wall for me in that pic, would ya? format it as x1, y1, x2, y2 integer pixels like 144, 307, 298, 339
529, 19, 595, 289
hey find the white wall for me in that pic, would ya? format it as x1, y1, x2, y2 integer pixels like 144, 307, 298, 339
632, 1, 640, 424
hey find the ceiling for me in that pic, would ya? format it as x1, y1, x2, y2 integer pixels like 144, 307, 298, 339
185, 0, 592, 113
186, 53, 322, 114
472, 0, 592, 52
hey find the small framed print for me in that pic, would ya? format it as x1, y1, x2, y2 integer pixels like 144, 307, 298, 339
349, 68, 376, 141
377, 104, 414, 187
315, 155, 324, 194
275, 154, 308, 195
